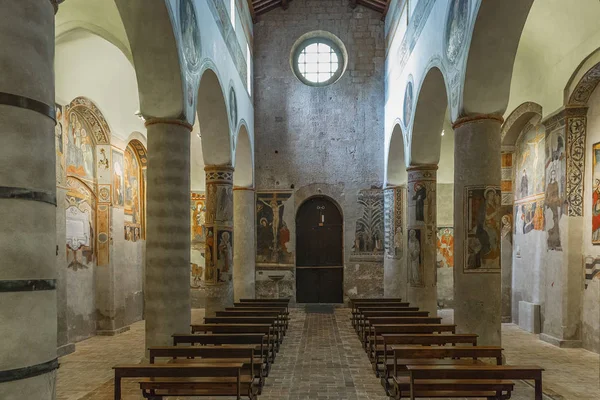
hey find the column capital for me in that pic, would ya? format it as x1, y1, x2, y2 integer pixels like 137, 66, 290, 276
406, 164, 438, 172
452, 113, 504, 130
205, 165, 234, 184
144, 117, 193, 131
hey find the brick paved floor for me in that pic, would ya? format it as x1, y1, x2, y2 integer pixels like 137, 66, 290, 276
55, 308, 598, 400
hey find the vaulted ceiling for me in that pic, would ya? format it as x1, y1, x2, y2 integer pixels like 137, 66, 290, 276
246, 0, 390, 22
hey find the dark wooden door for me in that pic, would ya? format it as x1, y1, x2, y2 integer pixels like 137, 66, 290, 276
296, 197, 343, 303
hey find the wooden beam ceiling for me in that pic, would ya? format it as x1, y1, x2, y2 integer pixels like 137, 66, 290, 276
247, 0, 390, 21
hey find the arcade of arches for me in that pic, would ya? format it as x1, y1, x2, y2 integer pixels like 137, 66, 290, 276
0, 0, 599, 399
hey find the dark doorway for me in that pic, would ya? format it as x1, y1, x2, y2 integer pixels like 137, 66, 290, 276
296, 196, 343, 303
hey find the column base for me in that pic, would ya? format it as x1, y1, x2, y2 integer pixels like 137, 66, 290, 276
96, 325, 131, 336
57, 342, 75, 357
539, 333, 582, 348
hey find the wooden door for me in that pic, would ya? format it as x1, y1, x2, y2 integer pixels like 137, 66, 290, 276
296, 196, 343, 303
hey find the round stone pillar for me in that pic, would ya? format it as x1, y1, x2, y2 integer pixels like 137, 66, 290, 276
453, 115, 503, 346
233, 187, 255, 301
406, 166, 438, 314
0, 1, 58, 398
144, 119, 191, 349
204, 165, 235, 315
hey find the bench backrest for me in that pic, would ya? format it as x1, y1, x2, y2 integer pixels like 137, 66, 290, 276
406, 365, 544, 380
225, 307, 286, 312
191, 324, 272, 334
148, 346, 254, 364
358, 309, 429, 316
172, 333, 266, 346
204, 316, 279, 325
393, 346, 503, 363
384, 333, 478, 346
365, 317, 442, 325
240, 298, 290, 303
215, 310, 282, 317
373, 324, 456, 335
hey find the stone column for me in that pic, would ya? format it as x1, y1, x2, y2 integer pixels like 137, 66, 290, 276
0, 1, 58, 398
233, 187, 255, 301
384, 186, 406, 298
204, 165, 235, 315
406, 166, 438, 314
500, 149, 514, 323
453, 115, 503, 346
144, 118, 191, 349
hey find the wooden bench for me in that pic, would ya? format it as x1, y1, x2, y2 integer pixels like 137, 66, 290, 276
113, 363, 249, 400
148, 346, 265, 393
353, 309, 429, 331
225, 307, 289, 326
215, 310, 288, 331
240, 298, 290, 303
359, 317, 442, 343
404, 365, 544, 400
190, 323, 278, 355
203, 316, 285, 346
367, 325, 457, 359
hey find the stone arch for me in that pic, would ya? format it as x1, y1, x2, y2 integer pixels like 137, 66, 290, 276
233, 122, 254, 188
501, 102, 543, 147
114, 0, 186, 119
565, 48, 600, 106
67, 96, 111, 145
410, 67, 448, 165
197, 68, 233, 166
461, 0, 534, 117
386, 123, 408, 186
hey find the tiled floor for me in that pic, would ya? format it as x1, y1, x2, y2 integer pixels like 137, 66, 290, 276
56, 308, 600, 400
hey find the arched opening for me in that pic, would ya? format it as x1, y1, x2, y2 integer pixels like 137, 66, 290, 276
234, 124, 254, 188
295, 196, 343, 303
386, 123, 407, 186
410, 67, 448, 165
197, 69, 233, 166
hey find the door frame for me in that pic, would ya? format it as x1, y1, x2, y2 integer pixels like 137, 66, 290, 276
295, 195, 344, 303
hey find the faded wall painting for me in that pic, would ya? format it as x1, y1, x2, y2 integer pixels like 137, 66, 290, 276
204, 226, 216, 282
408, 228, 423, 286
592, 143, 600, 243
55, 105, 66, 186
445, 0, 469, 64
217, 229, 233, 282
436, 227, 454, 269
514, 196, 544, 235
515, 124, 546, 200
384, 187, 404, 259
256, 192, 294, 265
112, 149, 124, 207
124, 146, 143, 242
403, 79, 413, 127
191, 192, 206, 250
66, 111, 95, 181
584, 257, 600, 289
352, 189, 384, 258
464, 186, 501, 272
65, 177, 95, 271
545, 126, 565, 251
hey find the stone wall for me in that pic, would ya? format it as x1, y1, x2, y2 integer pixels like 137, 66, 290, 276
253, 0, 385, 302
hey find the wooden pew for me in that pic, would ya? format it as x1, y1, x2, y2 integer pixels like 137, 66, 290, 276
352, 304, 419, 329
353, 309, 429, 331
360, 317, 442, 343
367, 325, 457, 360
113, 363, 247, 400
148, 346, 265, 393
172, 333, 272, 366
225, 306, 289, 327
204, 316, 285, 347
240, 298, 290, 303
190, 324, 278, 358
405, 365, 544, 400
216, 310, 288, 331
384, 346, 503, 397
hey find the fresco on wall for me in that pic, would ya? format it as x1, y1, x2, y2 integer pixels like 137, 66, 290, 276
403, 79, 413, 127
191, 192, 206, 250
352, 189, 384, 257
123, 146, 143, 242
256, 192, 294, 265
592, 143, 600, 244
191, 263, 204, 288
55, 105, 66, 186
545, 127, 565, 251
436, 227, 454, 269
180, 0, 202, 74
204, 226, 216, 282
65, 178, 95, 271
464, 186, 501, 272
515, 125, 546, 200
445, 0, 469, 64
514, 196, 544, 235
217, 229, 233, 282
229, 86, 238, 128
384, 187, 404, 259
584, 257, 600, 289
66, 111, 95, 181
112, 149, 124, 207
408, 228, 423, 286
